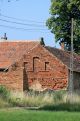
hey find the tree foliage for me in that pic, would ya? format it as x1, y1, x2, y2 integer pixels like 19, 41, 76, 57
46, 0, 80, 53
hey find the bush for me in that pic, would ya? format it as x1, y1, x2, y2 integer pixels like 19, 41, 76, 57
0, 86, 11, 108
0, 86, 10, 100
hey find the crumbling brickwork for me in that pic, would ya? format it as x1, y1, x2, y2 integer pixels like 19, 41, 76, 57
0, 66, 23, 91
0, 43, 69, 91
22, 45, 68, 91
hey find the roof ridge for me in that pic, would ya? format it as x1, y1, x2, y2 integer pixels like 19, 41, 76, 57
45, 46, 80, 57
45, 46, 69, 54
0, 40, 40, 42
45, 46, 80, 72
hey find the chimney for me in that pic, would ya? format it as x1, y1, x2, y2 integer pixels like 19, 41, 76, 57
1, 33, 7, 40
40, 37, 45, 46
4, 33, 7, 40
60, 41, 65, 50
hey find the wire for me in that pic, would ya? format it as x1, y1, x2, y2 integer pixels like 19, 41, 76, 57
1, 14, 45, 24
0, 24, 49, 32
0, 18, 45, 27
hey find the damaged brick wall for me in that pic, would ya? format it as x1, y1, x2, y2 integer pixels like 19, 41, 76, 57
22, 45, 68, 91
0, 65, 23, 91
0, 44, 68, 91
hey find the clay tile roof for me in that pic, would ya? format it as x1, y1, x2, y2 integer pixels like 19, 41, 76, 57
0, 41, 39, 68
45, 46, 80, 72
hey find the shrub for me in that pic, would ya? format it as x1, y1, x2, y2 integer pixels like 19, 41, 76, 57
0, 86, 11, 108
0, 86, 10, 100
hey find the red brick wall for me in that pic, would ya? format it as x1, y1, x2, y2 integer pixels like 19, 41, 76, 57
0, 66, 23, 91
0, 44, 68, 91
22, 45, 68, 90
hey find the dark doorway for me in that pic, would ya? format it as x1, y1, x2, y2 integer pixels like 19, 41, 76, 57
23, 62, 29, 91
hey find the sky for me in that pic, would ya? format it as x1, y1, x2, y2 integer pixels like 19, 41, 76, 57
0, 0, 59, 47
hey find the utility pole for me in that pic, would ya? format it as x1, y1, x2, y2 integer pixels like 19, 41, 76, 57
68, 18, 74, 100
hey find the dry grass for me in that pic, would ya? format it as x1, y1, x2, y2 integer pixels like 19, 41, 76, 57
8, 90, 80, 108
0, 98, 10, 108
9, 91, 54, 107
1, 85, 80, 111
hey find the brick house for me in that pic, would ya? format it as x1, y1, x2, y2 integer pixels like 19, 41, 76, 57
0, 41, 80, 91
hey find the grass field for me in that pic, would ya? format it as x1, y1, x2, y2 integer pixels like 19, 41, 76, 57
0, 108, 80, 121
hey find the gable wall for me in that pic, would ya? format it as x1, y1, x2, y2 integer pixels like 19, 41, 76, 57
22, 45, 68, 90
0, 44, 68, 91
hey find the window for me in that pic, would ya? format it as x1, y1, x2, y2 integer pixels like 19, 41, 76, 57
0, 68, 8, 72
45, 62, 49, 71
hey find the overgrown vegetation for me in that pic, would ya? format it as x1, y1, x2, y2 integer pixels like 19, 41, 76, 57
40, 103, 80, 111
0, 86, 10, 99
8, 91, 54, 107
0, 86, 11, 108
0, 85, 80, 111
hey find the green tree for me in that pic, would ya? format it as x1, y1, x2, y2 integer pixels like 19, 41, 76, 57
46, 0, 80, 53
